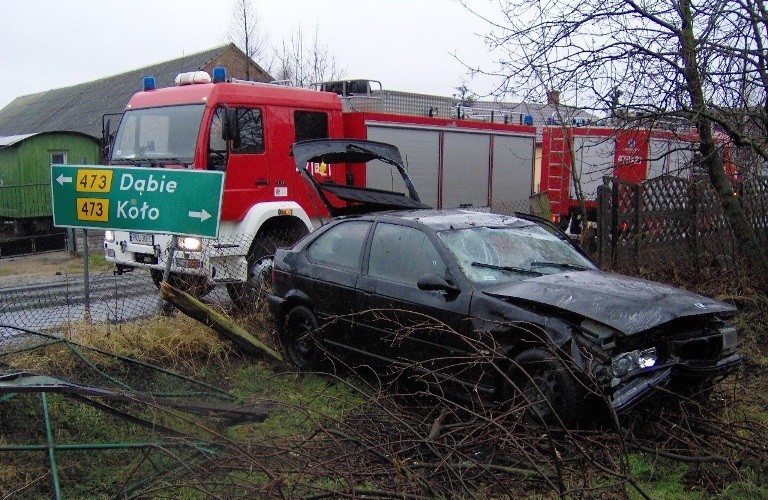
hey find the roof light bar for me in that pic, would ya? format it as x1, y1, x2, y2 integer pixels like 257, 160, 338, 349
175, 71, 212, 86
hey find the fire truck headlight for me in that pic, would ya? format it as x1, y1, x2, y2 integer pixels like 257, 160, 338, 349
104, 230, 115, 243
177, 237, 203, 252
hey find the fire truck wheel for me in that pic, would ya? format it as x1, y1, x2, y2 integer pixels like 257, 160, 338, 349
151, 269, 214, 297
227, 232, 281, 310
229, 226, 309, 310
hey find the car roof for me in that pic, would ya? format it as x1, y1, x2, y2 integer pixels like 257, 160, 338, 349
351, 208, 535, 231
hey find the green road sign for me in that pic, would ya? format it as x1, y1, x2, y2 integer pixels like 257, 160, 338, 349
51, 165, 224, 238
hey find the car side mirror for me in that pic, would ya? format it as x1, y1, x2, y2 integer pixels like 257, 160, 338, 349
417, 273, 459, 294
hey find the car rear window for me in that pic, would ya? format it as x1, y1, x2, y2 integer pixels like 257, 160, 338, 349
306, 221, 371, 270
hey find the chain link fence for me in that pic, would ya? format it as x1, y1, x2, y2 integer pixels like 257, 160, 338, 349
9, 176, 768, 330
0, 197, 543, 335
3, 178, 765, 336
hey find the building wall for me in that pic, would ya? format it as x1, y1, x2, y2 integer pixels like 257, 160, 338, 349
0, 147, 19, 188
14, 134, 100, 184
0, 133, 99, 219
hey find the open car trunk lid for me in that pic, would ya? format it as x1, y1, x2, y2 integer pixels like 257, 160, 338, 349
292, 139, 429, 216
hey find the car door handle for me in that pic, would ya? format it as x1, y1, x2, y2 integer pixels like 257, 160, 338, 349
255, 179, 270, 185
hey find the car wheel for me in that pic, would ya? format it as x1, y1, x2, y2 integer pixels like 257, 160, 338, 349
281, 306, 323, 371
504, 347, 583, 426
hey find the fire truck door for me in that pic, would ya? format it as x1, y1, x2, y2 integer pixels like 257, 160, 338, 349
219, 106, 272, 220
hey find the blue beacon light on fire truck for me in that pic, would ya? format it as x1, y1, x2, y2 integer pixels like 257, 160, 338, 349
212, 67, 227, 83
143, 76, 156, 92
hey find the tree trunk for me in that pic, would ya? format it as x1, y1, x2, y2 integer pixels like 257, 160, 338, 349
678, 0, 768, 291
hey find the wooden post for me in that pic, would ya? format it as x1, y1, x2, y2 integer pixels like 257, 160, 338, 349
159, 282, 284, 363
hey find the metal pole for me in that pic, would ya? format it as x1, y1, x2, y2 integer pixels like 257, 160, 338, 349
41, 393, 63, 499
83, 229, 90, 321
157, 235, 178, 313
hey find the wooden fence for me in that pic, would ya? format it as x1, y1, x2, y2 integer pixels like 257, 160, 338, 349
596, 175, 768, 276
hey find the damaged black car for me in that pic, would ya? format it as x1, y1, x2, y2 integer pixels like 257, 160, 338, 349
269, 141, 740, 425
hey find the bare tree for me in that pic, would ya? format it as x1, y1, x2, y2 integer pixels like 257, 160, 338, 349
454, 83, 477, 107
228, 0, 268, 80
271, 24, 345, 87
462, 0, 768, 288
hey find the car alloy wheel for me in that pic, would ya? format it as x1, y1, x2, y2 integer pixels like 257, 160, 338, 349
282, 306, 321, 371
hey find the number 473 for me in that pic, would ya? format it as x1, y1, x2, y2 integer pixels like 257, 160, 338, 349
76, 198, 109, 222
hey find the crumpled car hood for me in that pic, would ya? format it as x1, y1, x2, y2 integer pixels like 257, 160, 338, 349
484, 270, 736, 335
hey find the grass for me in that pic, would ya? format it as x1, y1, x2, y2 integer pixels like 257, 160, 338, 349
627, 454, 697, 499
64, 253, 113, 274
0, 312, 368, 498
0, 252, 111, 278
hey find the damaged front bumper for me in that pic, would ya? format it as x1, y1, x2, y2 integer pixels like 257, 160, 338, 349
609, 352, 741, 413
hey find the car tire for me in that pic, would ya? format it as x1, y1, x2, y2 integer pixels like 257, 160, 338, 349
504, 347, 583, 426
281, 305, 323, 371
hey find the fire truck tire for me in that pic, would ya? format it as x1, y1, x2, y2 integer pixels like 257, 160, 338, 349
151, 269, 214, 297
228, 224, 310, 310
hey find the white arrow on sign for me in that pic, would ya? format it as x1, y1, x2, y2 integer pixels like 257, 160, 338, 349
56, 174, 73, 185
188, 209, 211, 222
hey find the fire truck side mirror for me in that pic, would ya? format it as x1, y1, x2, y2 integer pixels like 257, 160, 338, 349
222, 108, 240, 147
102, 118, 112, 158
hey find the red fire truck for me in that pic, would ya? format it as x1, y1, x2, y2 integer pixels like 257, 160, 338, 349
540, 125, 702, 231
102, 69, 536, 307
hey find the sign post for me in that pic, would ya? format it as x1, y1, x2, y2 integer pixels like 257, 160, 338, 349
50, 165, 224, 237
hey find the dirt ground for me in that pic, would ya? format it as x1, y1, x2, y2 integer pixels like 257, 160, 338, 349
0, 251, 86, 287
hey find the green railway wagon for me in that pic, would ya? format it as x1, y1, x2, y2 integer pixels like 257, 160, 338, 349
0, 131, 100, 234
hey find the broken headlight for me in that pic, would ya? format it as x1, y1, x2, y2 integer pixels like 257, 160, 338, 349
720, 326, 738, 353
610, 347, 657, 384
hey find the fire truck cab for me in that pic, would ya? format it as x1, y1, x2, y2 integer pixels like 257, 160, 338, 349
104, 70, 352, 307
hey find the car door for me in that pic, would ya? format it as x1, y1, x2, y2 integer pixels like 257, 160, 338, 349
355, 222, 480, 393
298, 220, 372, 349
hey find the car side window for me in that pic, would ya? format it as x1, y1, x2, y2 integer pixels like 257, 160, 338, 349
368, 223, 447, 286
306, 221, 371, 271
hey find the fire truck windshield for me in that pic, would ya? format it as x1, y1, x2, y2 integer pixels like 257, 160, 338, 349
111, 104, 205, 164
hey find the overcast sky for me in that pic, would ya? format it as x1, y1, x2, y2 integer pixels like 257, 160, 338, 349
0, 0, 503, 109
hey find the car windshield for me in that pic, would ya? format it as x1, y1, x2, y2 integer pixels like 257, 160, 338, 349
111, 104, 205, 164
438, 223, 596, 284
